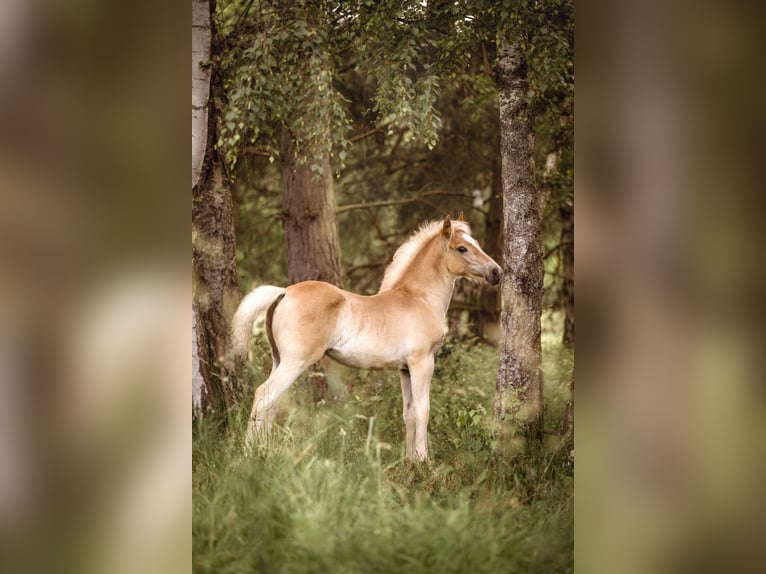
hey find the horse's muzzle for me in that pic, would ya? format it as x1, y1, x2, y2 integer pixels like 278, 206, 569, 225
486, 265, 502, 285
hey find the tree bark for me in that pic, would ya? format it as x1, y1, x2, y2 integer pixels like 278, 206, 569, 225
192, 0, 239, 413
280, 128, 342, 287
279, 128, 343, 402
560, 368, 574, 455
192, 0, 211, 190
193, 149, 239, 413
493, 42, 544, 441
560, 203, 574, 346
480, 144, 505, 341
192, 0, 210, 412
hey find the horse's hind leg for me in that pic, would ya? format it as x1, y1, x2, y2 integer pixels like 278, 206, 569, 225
245, 360, 307, 450
265, 294, 283, 375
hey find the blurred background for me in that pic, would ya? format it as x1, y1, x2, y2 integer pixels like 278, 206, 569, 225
0, 1, 188, 573
577, 1, 766, 572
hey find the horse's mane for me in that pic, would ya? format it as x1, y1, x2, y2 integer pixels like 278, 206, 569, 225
379, 219, 472, 292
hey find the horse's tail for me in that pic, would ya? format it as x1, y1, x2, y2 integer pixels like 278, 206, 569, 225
230, 285, 286, 357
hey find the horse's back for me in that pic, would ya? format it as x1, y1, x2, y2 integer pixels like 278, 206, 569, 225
285, 280, 345, 301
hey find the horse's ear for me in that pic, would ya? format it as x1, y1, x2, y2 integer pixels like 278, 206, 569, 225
442, 215, 452, 238
458, 211, 464, 222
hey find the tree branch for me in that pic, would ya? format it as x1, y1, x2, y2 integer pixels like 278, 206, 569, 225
543, 240, 574, 260
241, 146, 279, 158
336, 190, 469, 213
234, 0, 255, 32
347, 128, 383, 143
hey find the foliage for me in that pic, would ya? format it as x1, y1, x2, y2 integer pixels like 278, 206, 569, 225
215, 0, 447, 175
524, 0, 574, 212
215, 1, 351, 172
345, 0, 443, 149
508, 0, 575, 314
220, 0, 574, 308
230, 165, 287, 288
483, 0, 575, 216
194, 323, 573, 573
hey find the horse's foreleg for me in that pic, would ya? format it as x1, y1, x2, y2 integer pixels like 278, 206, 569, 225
399, 368, 415, 460
245, 361, 306, 451
408, 355, 435, 462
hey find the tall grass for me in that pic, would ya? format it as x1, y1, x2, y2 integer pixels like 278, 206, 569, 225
193, 318, 573, 573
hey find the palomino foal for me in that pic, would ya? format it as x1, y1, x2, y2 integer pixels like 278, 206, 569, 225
231, 214, 502, 461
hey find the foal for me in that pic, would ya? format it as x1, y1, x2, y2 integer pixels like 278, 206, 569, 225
231, 214, 502, 461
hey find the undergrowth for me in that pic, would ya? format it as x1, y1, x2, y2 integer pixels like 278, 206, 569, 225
193, 318, 573, 573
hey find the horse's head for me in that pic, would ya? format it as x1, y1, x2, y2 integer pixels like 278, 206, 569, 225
442, 214, 503, 285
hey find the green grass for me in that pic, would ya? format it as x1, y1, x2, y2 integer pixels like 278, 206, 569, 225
193, 319, 573, 573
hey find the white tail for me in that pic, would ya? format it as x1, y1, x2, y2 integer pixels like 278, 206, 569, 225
230, 286, 286, 357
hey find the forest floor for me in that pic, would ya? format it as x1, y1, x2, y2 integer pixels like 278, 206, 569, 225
193, 312, 574, 573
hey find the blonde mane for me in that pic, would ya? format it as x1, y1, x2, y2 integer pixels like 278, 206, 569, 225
379, 219, 472, 292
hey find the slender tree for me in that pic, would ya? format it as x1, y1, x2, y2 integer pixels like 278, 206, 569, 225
493, 40, 544, 439
456, 0, 571, 443
480, 132, 505, 340
192, 0, 210, 410
560, 202, 574, 346
561, 369, 574, 454
192, 0, 239, 413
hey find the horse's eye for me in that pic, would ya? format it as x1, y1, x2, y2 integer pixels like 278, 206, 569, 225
456, 246, 468, 254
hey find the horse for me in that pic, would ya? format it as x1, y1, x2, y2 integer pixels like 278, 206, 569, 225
230, 214, 502, 461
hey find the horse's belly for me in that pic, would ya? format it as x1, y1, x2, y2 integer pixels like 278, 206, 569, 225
326, 341, 403, 370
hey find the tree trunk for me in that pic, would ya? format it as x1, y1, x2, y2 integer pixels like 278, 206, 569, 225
560, 203, 574, 346
493, 42, 544, 441
193, 149, 239, 413
192, 0, 211, 191
480, 146, 504, 343
280, 128, 342, 287
192, 0, 239, 413
560, 369, 574, 455
279, 128, 343, 402
192, 0, 210, 412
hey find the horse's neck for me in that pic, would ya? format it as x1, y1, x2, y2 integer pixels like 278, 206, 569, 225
395, 239, 455, 318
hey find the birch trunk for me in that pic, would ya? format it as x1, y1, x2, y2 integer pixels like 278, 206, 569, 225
192, 0, 239, 412
192, 0, 211, 190
191, 0, 210, 410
